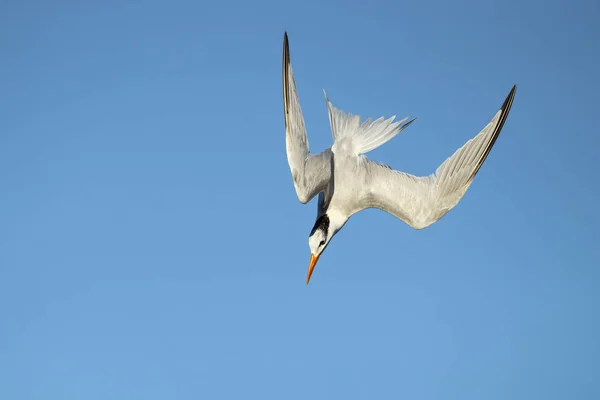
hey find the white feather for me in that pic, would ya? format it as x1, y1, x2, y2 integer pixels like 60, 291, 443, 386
324, 90, 415, 156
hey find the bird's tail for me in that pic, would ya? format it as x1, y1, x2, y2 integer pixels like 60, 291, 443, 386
324, 90, 416, 155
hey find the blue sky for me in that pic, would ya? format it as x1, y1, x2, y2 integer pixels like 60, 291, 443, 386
1, 0, 599, 398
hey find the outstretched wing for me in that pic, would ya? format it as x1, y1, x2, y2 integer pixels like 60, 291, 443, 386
283, 32, 332, 204
360, 85, 517, 229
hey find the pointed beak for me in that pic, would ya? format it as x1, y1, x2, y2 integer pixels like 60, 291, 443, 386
307, 253, 320, 285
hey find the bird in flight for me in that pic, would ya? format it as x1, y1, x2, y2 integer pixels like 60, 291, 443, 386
282, 32, 517, 284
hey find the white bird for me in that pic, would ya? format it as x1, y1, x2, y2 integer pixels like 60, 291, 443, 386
282, 33, 517, 284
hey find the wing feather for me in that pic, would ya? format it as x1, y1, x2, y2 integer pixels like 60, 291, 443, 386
361, 85, 517, 229
282, 32, 332, 204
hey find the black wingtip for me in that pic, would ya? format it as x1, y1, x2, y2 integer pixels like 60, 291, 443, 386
466, 84, 517, 184
282, 32, 291, 125
493, 84, 517, 140
283, 32, 289, 61
402, 117, 418, 130
501, 85, 517, 112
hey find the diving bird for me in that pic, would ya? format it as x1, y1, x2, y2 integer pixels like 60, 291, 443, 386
282, 33, 516, 284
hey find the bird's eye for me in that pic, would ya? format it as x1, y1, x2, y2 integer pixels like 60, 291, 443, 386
319, 240, 325, 247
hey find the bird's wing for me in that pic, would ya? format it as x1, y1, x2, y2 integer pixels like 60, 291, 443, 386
283, 32, 332, 204
324, 91, 416, 155
358, 85, 516, 229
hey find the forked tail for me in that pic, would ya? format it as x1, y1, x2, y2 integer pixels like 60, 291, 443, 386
324, 90, 416, 155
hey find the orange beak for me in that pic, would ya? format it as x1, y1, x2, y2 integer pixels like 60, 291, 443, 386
307, 253, 320, 285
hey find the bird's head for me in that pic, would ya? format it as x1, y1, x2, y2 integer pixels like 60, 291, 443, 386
306, 214, 335, 284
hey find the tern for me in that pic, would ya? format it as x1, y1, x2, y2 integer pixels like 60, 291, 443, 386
282, 33, 516, 284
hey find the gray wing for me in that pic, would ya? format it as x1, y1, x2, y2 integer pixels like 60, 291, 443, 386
283, 32, 332, 204
360, 85, 516, 229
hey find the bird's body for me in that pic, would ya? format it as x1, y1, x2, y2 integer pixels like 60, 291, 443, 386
282, 33, 516, 283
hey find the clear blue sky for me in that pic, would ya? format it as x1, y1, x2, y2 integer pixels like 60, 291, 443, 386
1, 0, 599, 398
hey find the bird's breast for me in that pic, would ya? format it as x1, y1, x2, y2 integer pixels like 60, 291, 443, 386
328, 155, 369, 216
